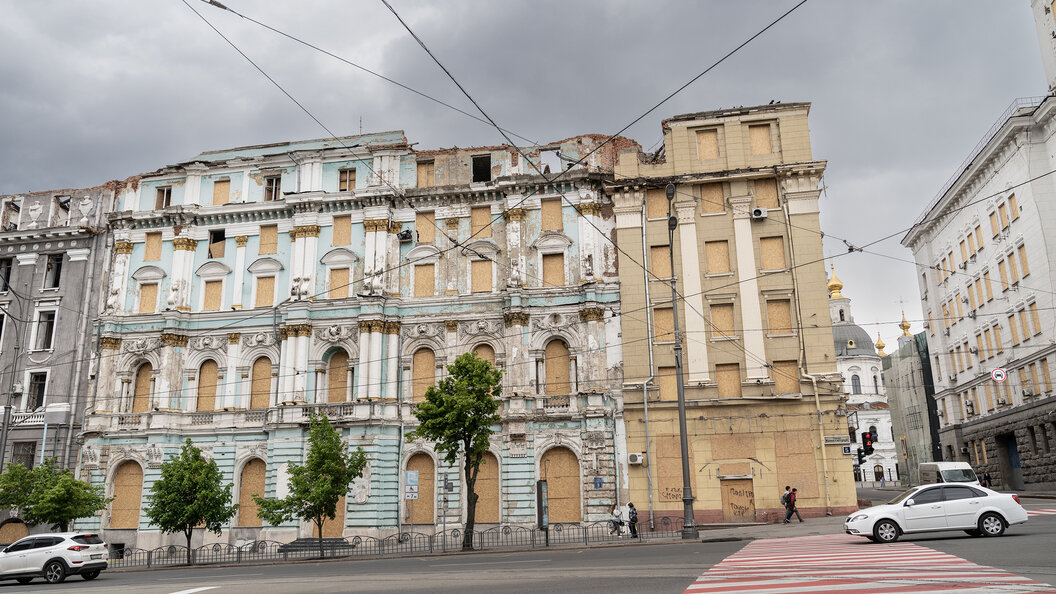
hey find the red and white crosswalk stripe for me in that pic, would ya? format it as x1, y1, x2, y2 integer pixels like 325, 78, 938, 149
1026, 508, 1056, 517
685, 534, 1056, 593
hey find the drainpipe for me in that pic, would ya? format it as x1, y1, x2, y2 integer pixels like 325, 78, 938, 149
805, 373, 833, 515
396, 330, 405, 536
639, 195, 656, 530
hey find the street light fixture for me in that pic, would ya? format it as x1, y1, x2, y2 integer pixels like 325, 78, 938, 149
666, 182, 698, 540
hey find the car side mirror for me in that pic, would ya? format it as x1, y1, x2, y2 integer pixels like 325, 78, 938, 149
904, 499, 915, 507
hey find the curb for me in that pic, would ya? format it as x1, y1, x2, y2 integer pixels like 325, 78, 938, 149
700, 536, 752, 543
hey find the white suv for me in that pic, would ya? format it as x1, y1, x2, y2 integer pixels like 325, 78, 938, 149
0, 533, 108, 584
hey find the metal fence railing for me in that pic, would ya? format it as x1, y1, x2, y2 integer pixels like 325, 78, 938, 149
106, 520, 685, 570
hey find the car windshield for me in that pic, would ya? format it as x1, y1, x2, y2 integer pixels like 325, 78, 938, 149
886, 488, 919, 504
941, 469, 978, 482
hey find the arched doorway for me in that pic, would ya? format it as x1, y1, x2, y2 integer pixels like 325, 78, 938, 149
412, 348, 435, 403
874, 464, 885, 482
405, 453, 435, 525
473, 344, 495, 367
197, 360, 219, 411
111, 461, 143, 529
540, 447, 580, 522
237, 459, 266, 527
475, 452, 500, 523
132, 363, 152, 413
0, 519, 28, 544
544, 340, 570, 395
250, 357, 272, 409
328, 350, 350, 403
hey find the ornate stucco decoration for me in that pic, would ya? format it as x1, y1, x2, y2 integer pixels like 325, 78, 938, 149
579, 307, 605, 322
401, 322, 445, 339
77, 196, 94, 225
172, 237, 198, 251
123, 337, 161, 355
503, 208, 527, 222
504, 312, 529, 327
191, 335, 225, 351
99, 336, 122, 350
459, 319, 502, 339
350, 463, 371, 504
146, 443, 164, 469
242, 332, 276, 348
114, 241, 134, 254
160, 333, 189, 347
316, 324, 358, 344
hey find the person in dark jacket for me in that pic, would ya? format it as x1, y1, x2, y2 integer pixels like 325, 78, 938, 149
627, 502, 639, 537
783, 488, 803, 523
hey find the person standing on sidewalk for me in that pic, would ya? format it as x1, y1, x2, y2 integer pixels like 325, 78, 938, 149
627, 502, 639, 538
783, 488, 803, 523
610, 504, 625, 536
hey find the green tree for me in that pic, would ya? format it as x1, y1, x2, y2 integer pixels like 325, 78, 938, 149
144, 440, 238, 565
407, 351, 502, 551
0, 458, 109, 531
254, 414, 366, 558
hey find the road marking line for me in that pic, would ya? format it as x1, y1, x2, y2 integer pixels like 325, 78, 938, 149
428, 559, 550, 567
167, 588, 219, 594
1027, 508, 1056, 516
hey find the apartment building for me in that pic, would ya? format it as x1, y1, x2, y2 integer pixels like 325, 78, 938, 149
882, 327, 942, 486
611, 102, 856, 526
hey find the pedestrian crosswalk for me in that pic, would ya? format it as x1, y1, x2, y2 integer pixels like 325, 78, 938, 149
685, 534, 1056, 593
1027, 508, 1056, 517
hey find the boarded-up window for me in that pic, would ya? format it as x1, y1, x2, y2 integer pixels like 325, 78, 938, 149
473, 344, 495, 366
250, 357, 271, 409
541, 199, 563, 230
203, 280, 222, 311
212, 179, 230, 206
471, 206, 492, 238
414, 264, 435, 297
998, 260, 1009, 290
1009, 194, 1019, 220
716, 363, 742, 398
138, 283, 158, 314
998, 203, 1009, 229
711, 303, 735, 337
654, 307, 674, 341
416, 212, 435, 243
1008, 252, 1020, 284
259, 225, 278, 254
760, 236, 786, 269
748, 124, 772, 155
1030, 302, 1042, 335
990, 212, 1000, 237
696, 129, 719, 160
133, 363, 152, 413
544, 340, 571, 396
542, 253, 564, 287
333, 215, 351, 246
412, 348, 435, 402
1009, 315, 1020, 345
110, 462, 143, 529
650, 246, 672, 277
983, 271, 994, 300
237, 459, 265, 527
328, 350, 349, 403
772, 360, 800, 395
539, 447, 580, 522
705, 241, 730, 274
658, 366, 677, 401
329, 268, 349, 299
754, 179, 779, 209
255, 276, 274, 308
406, 454, 435, 524
475, 453, 500, 523
1018, 244, 1030, 277
471, 259, 491, 293
0, 520, 28, 544
197, 360, 218, 412
645, 189, 667, 219
417, 161, 435, 188
339, 168, 356, 191
144, 232, 162, 261
767, 300, 792, 334
700, 183, 724, 214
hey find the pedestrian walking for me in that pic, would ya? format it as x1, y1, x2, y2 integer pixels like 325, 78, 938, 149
880, 475, 886, 488
610, 504, 625, 536
783, 488, 803, 523
983, 471, 993, 488
627, 502, 639, 538
780, 485, 791, 508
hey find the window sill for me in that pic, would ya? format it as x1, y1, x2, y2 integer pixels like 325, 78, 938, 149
699, 211, 726, 217
759, 267, 789, 275
766, 332, 797, 339
704, 272, 734, 279
40, 287, 60, 292
28, 348, 55, 354
710, 335, 740, 342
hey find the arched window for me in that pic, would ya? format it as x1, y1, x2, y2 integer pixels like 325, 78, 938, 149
197, 360, 219, 412
540, 447, 581, 522
873, 375, 880, 394
406, 453, 435, 524
237, 459, 265, 527
132, 363, 152, 413
111, 461, 143, 529
870, 425, 879, 442
250, 357, 272, 409
850, 374, 861, 394
328, 350, 350, 403
473, 344, 495, 367
475, 452, 500, 523
412, 348, 435, 403
543, 339, 571, 396
839, 309, 845, 321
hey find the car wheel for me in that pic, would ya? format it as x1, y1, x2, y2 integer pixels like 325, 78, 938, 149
873, 519, 900, 543
81, 569, 101, 581
16, 577, 33, 584
43, 560, 66, 584
979, 512, 1006, 537
964, 529, 982, 537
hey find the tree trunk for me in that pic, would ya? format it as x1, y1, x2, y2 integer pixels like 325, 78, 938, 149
462, 452, 478, 551
185, 528, 193, 566
59, 522, 68, 532
316, 517, 325, 559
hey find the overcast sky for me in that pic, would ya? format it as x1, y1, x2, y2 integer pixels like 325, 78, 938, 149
0, 1, 1047, 344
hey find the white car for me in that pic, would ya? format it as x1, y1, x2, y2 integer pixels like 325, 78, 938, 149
0, 532, 108, 584
845, 484, 1028, 543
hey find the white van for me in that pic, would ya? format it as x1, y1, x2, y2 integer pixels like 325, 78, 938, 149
919, 462, 980, 485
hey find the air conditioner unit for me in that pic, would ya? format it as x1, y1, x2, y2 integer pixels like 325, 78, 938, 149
948, 374, 957, 381
968, 311, 976, 319
397, 229, 414, 242
960, 447, 969, 454
627, 453, 646, 465
750, 207, 768, 220
969, 346, 978, 354
11, 382, 22, 394
937, 409, 944, 417
959, 262, 968, 270
997, 398, 1007, 405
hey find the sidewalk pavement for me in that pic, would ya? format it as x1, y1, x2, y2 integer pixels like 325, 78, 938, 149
695, 515, 848, 543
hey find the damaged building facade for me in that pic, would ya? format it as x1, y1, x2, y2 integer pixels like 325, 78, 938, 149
79, 131, 633, 548
611, 103, 857, 527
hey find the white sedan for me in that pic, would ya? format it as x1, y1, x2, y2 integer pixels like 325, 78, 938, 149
845, 484, 1028, 543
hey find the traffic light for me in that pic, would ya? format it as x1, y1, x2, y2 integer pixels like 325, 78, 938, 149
856, 448, 866, 465
862, 432, 875, 456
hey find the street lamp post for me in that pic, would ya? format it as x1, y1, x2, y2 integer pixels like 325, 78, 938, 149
666, 183, 698, 540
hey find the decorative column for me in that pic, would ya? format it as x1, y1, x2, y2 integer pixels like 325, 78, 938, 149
367, 320, 384, 399
363, 219, 388, 296
297, 153, 323, 192
289, 226, 320, 300
445, 218, 460, 295
233, 236, 248, 309
444, 320, 458, 380
729, 195, 768, 380
356, 321, 372, 398
226, 333, 241, 408
384, 321, 401, 399
577, 200, 601, 281
98, 337, 122, 412
278, 328, 294, 403
579, 307, 605, 386
293, 324, 313, 402
183, 164, 206, 206
159, 332, 188, 410
504, 312, 531, 392
675, 199, 710, 383
503, 203, 527, 287
106, 243, 131, 315
386, 221, 402, 296
170, 237, 198, 311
